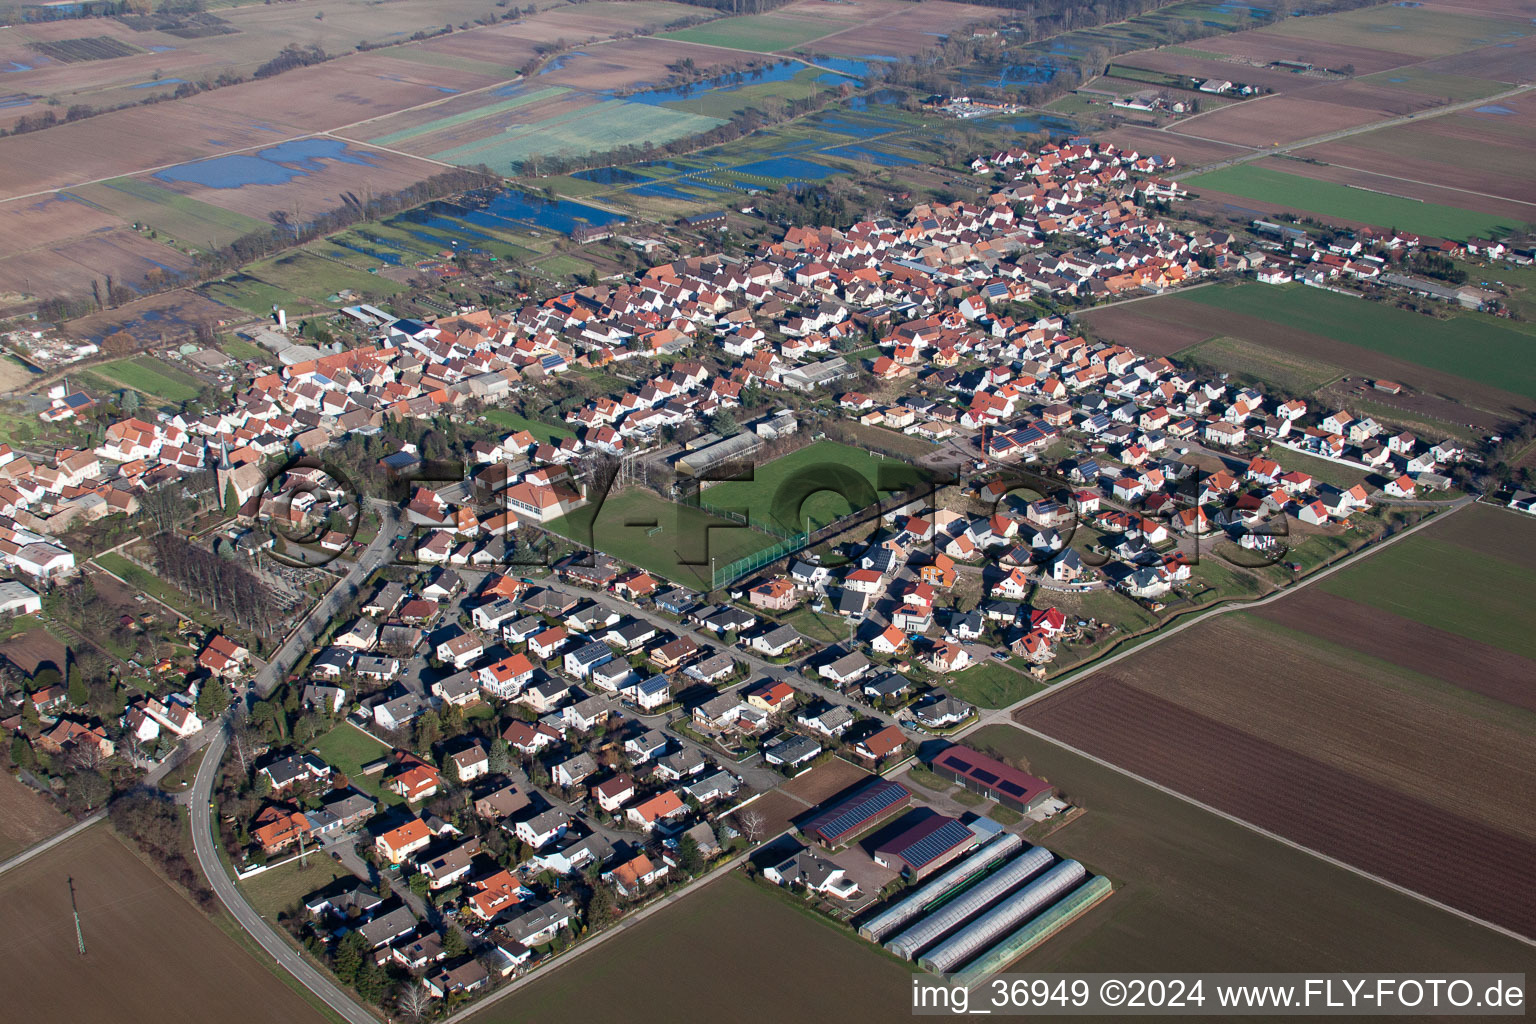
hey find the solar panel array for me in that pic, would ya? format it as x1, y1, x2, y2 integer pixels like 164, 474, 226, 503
809, 779, 910, 843
893, 819, 975, 870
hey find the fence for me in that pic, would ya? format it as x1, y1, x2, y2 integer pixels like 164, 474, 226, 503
711, 532, 809, 589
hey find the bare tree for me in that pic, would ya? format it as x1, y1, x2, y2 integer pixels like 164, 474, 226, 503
69, 742, 107, 773
228, 721, 262, 778
736, 807, 767, 844
395, 982, 433, 1023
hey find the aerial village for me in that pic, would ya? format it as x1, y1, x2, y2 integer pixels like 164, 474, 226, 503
0, 134, 1496, 1006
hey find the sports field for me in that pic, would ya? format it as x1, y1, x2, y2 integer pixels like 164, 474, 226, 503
662, 14, 838, 53
471, 870, 913, 1023
0, 824, 329, 1024
1186, 284, 1536, 403
970, 726, 1536, 974
700, 439, 931, 534
95, 356, 202, 403
1187, 163, 1516, 241
547, 488, 782, 590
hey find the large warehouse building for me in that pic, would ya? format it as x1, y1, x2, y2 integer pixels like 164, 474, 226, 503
802, 778, 912, 848
930, 744, 1055, 813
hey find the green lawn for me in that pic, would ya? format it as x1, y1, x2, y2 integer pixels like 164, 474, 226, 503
784, 604, 849, 645
1319, 535, 1536, 660
1263, 444, 1368, 491
218, 335, 267, 362
699, 439, 930, 534
948, 661, 1046, 709
661, 14, 836, 52
546, 488, 782, 590
1186, 164, 1516, 241
1186, 283, 1536, 403
248, 250, 406, 304
534, 253, 595, 279
480, 408, 573, 443
239, 856, 352, 920
96, 356, 202, 403
311, 724, 396, 803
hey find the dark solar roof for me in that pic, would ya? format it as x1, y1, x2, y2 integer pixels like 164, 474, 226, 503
875, 815, 973, 870
935, 745, 1052, 804
805, 779, 911, 844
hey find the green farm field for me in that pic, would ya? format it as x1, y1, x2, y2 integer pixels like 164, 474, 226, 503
469, 871, 914, 1024
69, 178, 269, 248
96, 356, 202, 403
1256, 4, 1530, 57
432, 100, 724, 173
1187, 164, 1516, 241
547, 488, 782, 590
1185, 283, 1536, 403
1317, 510, 1536, 660
246, 250, 406, 305
969, 725, 1536, 974
699, 439, 930, 533
1354, 68, 1510, 102
662, 14, 838, 53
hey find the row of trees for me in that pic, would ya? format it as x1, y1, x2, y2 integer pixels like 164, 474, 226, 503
146, 532, 287, 635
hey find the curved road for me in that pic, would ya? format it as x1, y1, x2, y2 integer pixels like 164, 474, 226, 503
189, 506, 400, 1024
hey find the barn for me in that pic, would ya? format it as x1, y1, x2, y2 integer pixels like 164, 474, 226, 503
931, 744, 1054, 813
802, 778, 911, 848
873, 814, 978, 878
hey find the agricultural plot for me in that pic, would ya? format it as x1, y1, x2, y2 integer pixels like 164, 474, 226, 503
67, 179, 269, 248
971, 725, 1536, 974
1179, 334, 1347, 394
0, 825, 328, 1024
663, 14, 851, 53
1015, 606, 1536, 938
699, 439, 931, 534
1257, 4, 1532, 59
0, 771, 67, 863
1185, 162, 1520, 239
1315, 505, 1536, 661
95, 356, 203, 404
1185, 283, 1536, 405
1298, 90, 1536, 205
546, 488, 782, 591
473, 871, 913, 1024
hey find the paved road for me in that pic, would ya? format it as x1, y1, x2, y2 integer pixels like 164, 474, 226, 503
187, 506, 402, 1024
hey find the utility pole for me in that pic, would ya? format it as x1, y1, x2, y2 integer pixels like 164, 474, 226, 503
68, 877, 85, 956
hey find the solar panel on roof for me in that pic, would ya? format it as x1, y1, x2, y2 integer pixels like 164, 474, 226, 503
808, 780, 909, 842
998, 780, 1027, 797
897, 820, 974, 868
972, 768, 999, 785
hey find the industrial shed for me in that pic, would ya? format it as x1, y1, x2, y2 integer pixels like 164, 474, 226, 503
873, 814, 978, 878
931, 744, 1054, 813
802, 778, 911, 848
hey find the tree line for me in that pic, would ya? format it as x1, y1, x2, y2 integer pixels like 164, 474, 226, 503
146, 532, 286, 635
